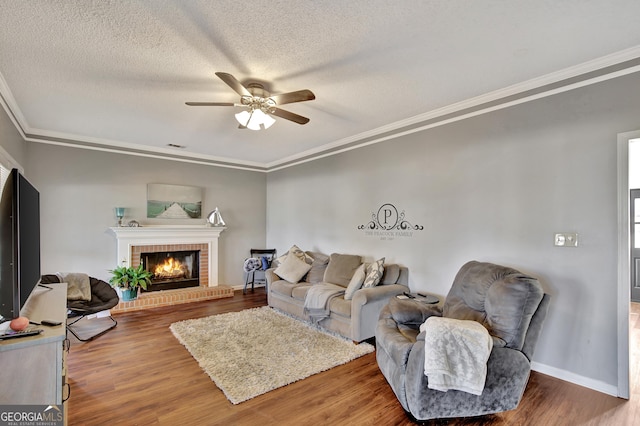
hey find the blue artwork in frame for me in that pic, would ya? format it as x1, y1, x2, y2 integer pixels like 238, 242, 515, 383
147, 183, 202, 219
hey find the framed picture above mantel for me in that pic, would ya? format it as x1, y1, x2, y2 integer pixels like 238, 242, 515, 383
147, 183, 202, 219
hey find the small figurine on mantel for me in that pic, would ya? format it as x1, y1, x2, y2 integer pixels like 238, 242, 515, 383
207, 207, 226, 227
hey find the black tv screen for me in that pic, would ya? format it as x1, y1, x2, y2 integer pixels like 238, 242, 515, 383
0, 168, 41, 321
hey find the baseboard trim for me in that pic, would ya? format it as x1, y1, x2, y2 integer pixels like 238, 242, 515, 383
233, 283, 266, 291
531, 361, 619, 398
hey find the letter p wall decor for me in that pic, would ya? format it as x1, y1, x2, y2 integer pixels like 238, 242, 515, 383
358, 203, 423, 240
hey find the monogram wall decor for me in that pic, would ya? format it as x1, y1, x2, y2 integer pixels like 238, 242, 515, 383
357, 203, 424, 240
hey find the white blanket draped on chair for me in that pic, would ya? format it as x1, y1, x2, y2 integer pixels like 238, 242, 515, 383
420, 316, 493, 395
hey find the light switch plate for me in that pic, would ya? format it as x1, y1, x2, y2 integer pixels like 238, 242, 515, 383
554, 233, 578, 247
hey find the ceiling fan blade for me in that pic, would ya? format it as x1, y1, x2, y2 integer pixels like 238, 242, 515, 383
270, 89, 315, 105
185, 102, 237, 106
271, 107, 310, 125
215, 72, 252, 97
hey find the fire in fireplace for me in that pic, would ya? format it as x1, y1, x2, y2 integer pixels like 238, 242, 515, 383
141, 250, 200, 292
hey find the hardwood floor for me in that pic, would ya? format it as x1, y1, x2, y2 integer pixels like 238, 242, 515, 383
66, 291, 640, 425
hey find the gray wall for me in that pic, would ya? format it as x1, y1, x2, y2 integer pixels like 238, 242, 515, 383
24, 143, 266, 285
267, 71, 640, 391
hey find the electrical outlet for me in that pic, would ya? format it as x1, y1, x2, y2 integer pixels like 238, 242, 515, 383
554, 233, 578, 247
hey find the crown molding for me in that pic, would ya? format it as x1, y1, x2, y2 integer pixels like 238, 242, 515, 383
23, 130, 268, 172
0, 70, 267, 172
267, 45, 640, 171
0, 72, 28, 140
2, 46, 640, 173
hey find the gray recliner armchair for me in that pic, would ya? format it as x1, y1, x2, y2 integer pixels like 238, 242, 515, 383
375, 261, 550, 421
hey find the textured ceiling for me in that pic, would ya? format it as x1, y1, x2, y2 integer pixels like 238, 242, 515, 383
1, 0, 640, 171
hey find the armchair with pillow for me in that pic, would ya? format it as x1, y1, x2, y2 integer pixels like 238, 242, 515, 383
375, 261, 550, 421
266, 246, 409, 342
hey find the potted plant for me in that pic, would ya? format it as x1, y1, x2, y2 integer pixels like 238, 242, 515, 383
109, 264, 153, 301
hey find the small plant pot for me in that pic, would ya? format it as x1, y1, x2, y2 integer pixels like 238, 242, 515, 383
119, 288, 138, 301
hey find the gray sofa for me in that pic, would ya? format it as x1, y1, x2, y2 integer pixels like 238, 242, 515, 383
376, 260, 550, 421
266, 251, 409, 342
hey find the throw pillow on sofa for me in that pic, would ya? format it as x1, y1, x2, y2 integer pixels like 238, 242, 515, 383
304, 251, 330, 283
276, 244, 314, 266
380, 263, 401, 284
274, 253, 312, 283
363, 257, 385, 288
344, 263, 366, 300
323, 253, 363, 287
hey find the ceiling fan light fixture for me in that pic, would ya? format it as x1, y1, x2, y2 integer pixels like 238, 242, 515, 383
188, 72, 314, 128
235, 108, 275, 131
254, 109, 275, 129
234, 110, 251, 126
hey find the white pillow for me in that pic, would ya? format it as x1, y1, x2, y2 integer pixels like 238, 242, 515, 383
274, 252, 313, 283
363, 257, 385, 288
344, 263, 366, 300
276, 244, 314, 266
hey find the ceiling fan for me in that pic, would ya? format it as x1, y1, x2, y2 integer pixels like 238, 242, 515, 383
186, 72, 315, 130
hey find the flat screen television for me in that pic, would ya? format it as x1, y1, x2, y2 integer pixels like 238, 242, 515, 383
0, 168, 41, 322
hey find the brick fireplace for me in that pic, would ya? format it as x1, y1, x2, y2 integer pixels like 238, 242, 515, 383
109, 225, 233, 313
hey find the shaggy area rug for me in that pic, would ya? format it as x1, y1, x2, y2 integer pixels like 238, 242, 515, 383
170, 306, 374, 404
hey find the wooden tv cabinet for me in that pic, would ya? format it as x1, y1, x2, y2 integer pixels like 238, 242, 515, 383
0, 283, 68, 415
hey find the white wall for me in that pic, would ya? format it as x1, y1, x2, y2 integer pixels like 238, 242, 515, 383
267, 71, 640, 391
25, 143, 266, 286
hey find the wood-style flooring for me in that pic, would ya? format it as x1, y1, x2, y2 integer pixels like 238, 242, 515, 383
66, 291, 640, 425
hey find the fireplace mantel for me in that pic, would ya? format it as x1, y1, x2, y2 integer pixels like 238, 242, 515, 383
109, 225, 225, 286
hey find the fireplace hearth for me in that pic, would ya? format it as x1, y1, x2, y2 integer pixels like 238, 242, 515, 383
141, 249, 200, 292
